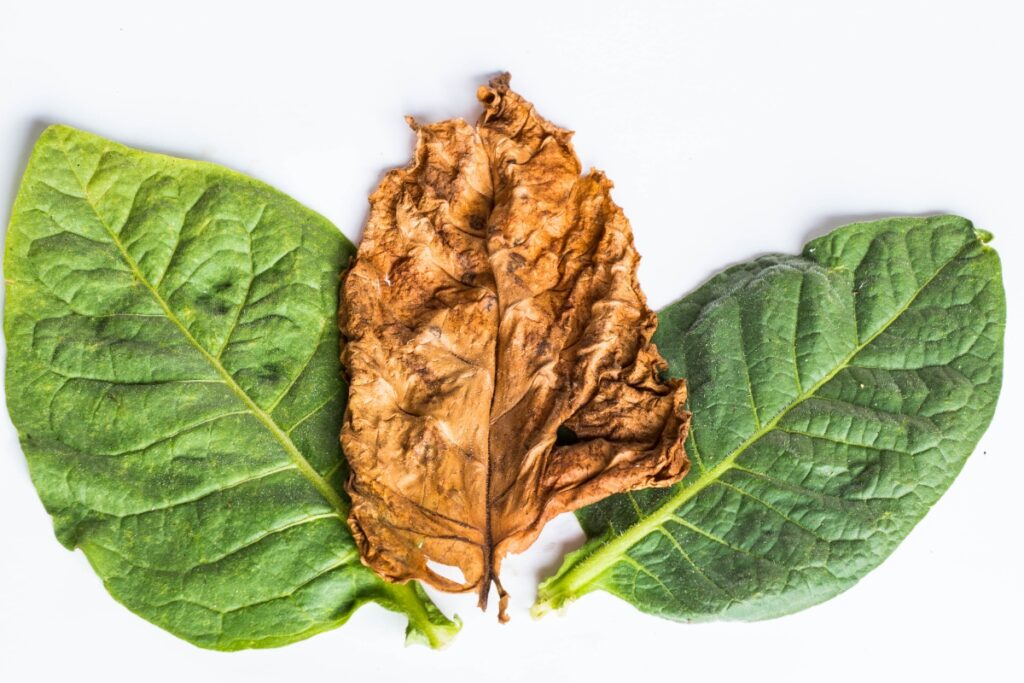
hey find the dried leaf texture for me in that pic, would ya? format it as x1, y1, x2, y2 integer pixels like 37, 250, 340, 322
340, 75, 690, 620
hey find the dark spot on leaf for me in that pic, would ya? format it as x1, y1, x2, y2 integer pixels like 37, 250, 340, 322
555, 425, 580, 446
506, 253, 526, 273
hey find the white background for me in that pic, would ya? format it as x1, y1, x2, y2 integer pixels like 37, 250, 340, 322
1, 1, 1021, 681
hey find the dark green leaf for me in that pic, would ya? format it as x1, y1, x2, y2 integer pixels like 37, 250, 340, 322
4, 126, 459, 649
535, 216, 1004, 621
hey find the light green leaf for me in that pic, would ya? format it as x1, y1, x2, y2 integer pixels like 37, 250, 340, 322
4, 126, 459, 650
535, 216, 1004, 621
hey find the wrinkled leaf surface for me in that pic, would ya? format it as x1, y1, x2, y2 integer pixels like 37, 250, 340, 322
341, 77, 691, 618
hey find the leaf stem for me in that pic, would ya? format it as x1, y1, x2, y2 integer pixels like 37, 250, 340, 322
383, 583, 458, 649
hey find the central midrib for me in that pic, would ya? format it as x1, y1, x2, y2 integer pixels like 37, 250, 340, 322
540, 238, 971, 601
56, 141, 347, 518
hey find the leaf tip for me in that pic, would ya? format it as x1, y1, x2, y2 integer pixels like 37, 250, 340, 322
36, 123, 81, 146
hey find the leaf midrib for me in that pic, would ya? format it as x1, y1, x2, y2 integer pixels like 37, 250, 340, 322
539, 238, 973, 603
53, 137, 347, 517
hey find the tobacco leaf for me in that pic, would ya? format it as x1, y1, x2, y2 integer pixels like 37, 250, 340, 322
534, 216, 1005, 621
340, 75, 691, 619
4, 125, 459, 649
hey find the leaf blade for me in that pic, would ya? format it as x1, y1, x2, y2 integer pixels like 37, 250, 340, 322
535, 216, 1004, 621
5, 125, 458, 649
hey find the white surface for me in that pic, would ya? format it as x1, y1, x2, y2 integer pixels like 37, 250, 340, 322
1, 1, 1021, 681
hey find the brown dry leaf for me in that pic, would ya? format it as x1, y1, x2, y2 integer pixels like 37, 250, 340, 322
340, 74, 691, 621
